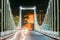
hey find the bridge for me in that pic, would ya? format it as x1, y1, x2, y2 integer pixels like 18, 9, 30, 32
0, 0, 60, 40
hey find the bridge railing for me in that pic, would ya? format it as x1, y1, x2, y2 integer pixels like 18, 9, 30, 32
0, 0, 16, 37
41, 0, 60, 39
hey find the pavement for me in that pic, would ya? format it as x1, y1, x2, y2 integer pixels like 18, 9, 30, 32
6, 30, 54, 40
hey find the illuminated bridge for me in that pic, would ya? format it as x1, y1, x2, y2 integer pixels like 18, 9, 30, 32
0, 0, 60, 40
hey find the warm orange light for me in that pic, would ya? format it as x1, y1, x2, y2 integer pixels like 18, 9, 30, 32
22, 23, 34, 30
27, 14, 34, 23
22, 13, 34, 30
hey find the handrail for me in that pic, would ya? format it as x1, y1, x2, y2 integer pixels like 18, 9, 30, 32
0, 33, 15, 40
37, 30, 60, 40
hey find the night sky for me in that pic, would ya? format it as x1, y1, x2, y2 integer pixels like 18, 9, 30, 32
9, 0, 49, 15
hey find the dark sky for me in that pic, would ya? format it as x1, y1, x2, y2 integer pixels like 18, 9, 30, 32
9, 0, 49, 15
0, 0, 1, 9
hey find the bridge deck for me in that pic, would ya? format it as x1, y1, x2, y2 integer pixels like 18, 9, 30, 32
4, 31, 55, 40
